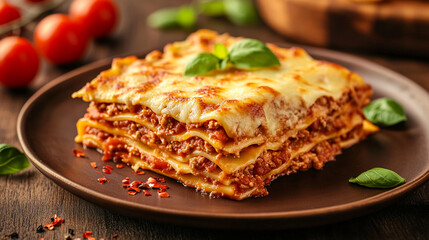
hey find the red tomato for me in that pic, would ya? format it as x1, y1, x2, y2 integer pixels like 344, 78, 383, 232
34, 14, 89, 64
69, 0, 119, 38
0, 1, 21, 25
0, 37, 39, 88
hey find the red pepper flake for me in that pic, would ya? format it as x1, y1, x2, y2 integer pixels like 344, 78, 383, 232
136, 170, 145, 175
131, 170, 135, 173
116, 164, 124, 169
138, 182, 149, 188
104, 165, 113, 171
127, 190, 137, 196
82, 231, 92, 238
122, 177, 130, 188
130, 186, 141, 193
147, 177, 168, 190
97, 177, 109, 184
102, 169, 111, 174
72, 149, 85, 158
96, 171, 101, 174
112, 233, 119, 238
152, 176, 166, 183
158, 190, 170, 198
90, 162, 97, 168
143, 190, 152, 196
44, 214, 65, 231
130, 180, 142, 187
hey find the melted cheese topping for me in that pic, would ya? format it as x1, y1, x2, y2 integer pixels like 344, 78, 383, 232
72, 29, 366, 139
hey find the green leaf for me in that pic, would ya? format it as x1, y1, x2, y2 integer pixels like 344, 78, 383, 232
147, 8, 180, 29
349, 167, 405, 189
0, 144, 30, 175
177, 6, 197, 29
198, 0, 226, 16
229, 39, 280, 69
224, 0, 259, 26
363, 98, 407, 127
213, 43, 228, 59
147, 6, 196, 30
219, 57, 229, 70
184, 53, 220, 76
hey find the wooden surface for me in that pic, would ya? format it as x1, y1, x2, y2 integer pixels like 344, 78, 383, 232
1, 1, 429, 239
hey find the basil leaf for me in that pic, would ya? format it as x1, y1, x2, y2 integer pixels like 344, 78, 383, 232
220, 57, 229, 70
363, 98, 407, 127
184, 53, 220, 76
198, 0, 225, 16
177, 6, 196, 29
349, 167, 405, 188
213, 43, 228, 59
147, 6, 196, 30
229, 39, 280, 69
147, 8, 180, 29
224, 0, 259, 26
0, 144, 30, 175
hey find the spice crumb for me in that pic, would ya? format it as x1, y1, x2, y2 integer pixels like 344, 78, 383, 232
90, 162, 97, 168
112, 234, 119, 238
97, 177, 109, 184
36, 225, 45, 233
72, 149, 85, 158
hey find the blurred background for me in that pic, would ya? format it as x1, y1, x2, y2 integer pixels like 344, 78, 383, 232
1, 0, 428, 91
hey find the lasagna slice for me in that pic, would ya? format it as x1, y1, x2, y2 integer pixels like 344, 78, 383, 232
72, 29, 377, 200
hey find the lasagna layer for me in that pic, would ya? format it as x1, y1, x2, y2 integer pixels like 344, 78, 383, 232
72, 29, 377, 200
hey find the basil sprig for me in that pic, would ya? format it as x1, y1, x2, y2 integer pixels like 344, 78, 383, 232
363, 98, 406, 127
349, 167, 405, 189
147, 6, 196, 30
0, 144, 30, 175
184, 39, 280, 76
148, 0, 259, 30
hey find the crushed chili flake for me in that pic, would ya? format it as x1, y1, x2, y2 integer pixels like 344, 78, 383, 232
143, 190, 152, 196
72, 149, 85, 158
127, 190, 137, 195
97, 177, 109, 184
130, 180, 142, 187
158, 190, 170, 198
138, 183, 149, 189
96, 171, 101, 174
136, 170, 145, 175
147, 177, 168, 190
104, 165, 113, 171
44, 214, 65, 231
36, 225, 45, 233
115, 164, 124, 169
90, 162, 97, 168
112, 233, 119, 238
130, 186, 141, 193
82, 231, 92, 238
102, 169, 111, 174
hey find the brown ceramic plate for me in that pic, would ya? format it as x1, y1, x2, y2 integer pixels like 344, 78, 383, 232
17, 46, 429, 229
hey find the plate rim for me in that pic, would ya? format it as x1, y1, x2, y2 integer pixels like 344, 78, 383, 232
17, 46, 429, 223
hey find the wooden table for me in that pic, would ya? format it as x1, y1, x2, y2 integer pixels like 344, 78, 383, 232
2, 1, 429, 239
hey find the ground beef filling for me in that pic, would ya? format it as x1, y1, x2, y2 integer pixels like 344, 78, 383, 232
82, 120, 364, 197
